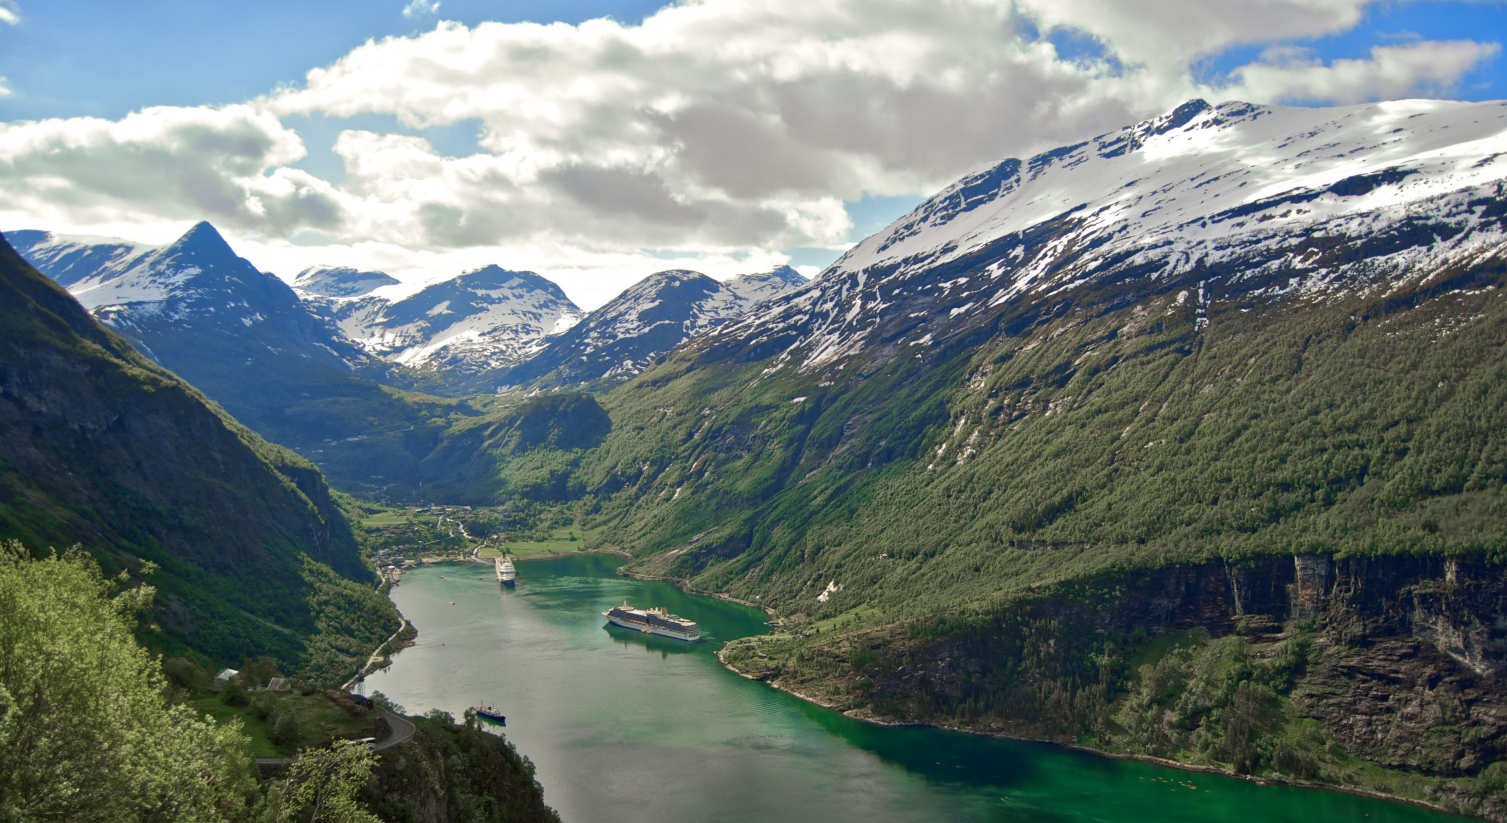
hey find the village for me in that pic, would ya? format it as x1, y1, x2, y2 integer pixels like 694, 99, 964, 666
356, 501, 598, 584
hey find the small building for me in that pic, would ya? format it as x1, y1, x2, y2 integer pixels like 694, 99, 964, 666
214, 668, 240, 688
265, 677, 292, 692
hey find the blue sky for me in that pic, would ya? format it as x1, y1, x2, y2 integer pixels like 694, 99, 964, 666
0, 0, 1503, 306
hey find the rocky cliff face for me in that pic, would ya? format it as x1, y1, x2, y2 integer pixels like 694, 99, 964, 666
731, 553, 1507, 818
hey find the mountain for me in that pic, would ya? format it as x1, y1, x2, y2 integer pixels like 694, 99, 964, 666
437, 99, 1507, 816
701, 98, 1507, 374
325, 265, 583, 388
293, 265, 400, 298
503, 267, 805, 387
0, 230, 371, 665
11, 223, 467, 497
724, 264, 807, 304
5, 230, 161, 289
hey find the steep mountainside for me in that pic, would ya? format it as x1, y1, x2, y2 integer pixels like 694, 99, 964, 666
12, 224, 468, 496
0, 230, 370, 664
324, 265, 583, 383
438, 99, 1507, 817
504, 267, 804, 388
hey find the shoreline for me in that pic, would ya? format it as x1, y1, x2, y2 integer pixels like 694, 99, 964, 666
714, 653, 1467, 820
614, 568, 778, 619
377, 555, 1465, 819
462, 548, 631, 564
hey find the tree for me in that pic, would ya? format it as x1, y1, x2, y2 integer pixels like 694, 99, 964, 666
0, 540, 255, 822
273, 742, 381, 823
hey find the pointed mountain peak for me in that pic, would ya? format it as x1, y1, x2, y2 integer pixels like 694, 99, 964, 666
164, 221, 235, 258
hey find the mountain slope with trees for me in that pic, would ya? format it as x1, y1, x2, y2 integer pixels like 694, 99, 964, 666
0, 230, 380, 665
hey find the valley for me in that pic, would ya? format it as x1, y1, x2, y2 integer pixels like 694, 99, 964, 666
4, 94, 1507, 821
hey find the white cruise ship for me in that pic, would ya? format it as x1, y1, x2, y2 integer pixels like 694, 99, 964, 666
603, 601, 700, 642
495, 556, 516, 587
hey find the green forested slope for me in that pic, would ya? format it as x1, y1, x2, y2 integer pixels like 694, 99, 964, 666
0, 232, 376, 665
453, 249, 1507, 619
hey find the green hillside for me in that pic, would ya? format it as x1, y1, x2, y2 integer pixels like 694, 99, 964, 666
0, 232, 384, 666
443, 253, 1507, 607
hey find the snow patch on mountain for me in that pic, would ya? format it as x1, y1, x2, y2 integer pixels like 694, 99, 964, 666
724, 265, 807, 305
293, 266, 400, 298
505, 266, 804, 386
326, 264, 584, 375
704, 99, 1507, 376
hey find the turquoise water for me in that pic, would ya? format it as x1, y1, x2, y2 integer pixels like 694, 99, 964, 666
362, 555, 1460, 823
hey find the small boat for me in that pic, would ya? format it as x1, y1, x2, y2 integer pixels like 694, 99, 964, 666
473, 705, 506, 724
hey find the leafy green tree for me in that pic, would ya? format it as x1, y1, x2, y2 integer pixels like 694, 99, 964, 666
273, 742, 381, 823
0, 540, 255, 822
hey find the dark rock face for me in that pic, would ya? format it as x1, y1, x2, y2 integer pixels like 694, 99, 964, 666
855, 553, 1506, 815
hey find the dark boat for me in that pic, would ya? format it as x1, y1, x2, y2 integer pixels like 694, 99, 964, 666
473, 705, 506, 724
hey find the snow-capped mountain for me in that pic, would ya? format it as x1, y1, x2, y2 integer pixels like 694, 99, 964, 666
505, 267, 805, 387
6, 231, 162, 291
326, 265, 584, 378
725, 265, 807, 305
7, 222, 415, 447
10, 222, 366, 363
699, 98, 1507, 373
293, 266, 399, 298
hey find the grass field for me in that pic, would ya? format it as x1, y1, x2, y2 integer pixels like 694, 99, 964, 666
247, 691, 382, 751
477, 526, 608, 559
187, 690, 383, 757
361, 510, 412, 528
187, 694, 288, 758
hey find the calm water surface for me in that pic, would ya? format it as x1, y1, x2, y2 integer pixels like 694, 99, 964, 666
362, 556, 1459, 823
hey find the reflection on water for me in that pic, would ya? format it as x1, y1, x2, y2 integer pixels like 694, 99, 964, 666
362, 555, 1459, 823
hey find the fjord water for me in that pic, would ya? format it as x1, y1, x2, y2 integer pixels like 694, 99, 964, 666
363, 556, 1455, 823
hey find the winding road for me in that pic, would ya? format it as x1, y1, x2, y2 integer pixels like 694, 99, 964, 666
371, 708, 415, 751
342, 616, 410, 691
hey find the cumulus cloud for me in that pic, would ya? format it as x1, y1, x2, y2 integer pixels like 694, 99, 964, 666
402, 0, 439, 19
0, 3, 19, 27
266, 1, 1164, 251
1228, 40, 1501, 104
0, 105, 343, 236
1018, 0, 1375, 69
2, 0, 1501, 289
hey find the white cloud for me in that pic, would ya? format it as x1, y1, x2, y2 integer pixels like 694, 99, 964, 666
0, 105, 342, 236
1228, 40, 1501, 104
3, 0, 1501, 297
402, 0, 439, 19
0, 3, 20, 27
267, 1, 1167, 251
1018, 0, 1375, 68
0, 77, 10, 97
